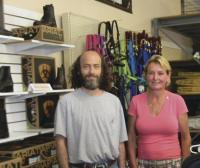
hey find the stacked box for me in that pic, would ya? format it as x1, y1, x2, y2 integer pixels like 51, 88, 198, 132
0, 156, 22, 168
0, 137, 56, 166
23, 155, 58, 168
26, 95, 59, 128
12, 25, 64, 44
22, 56, 56, 91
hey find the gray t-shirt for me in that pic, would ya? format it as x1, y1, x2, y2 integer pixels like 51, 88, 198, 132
54, 88, 128, 163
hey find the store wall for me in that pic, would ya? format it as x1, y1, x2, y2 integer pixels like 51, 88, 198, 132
5, 0, 181, 32
5, 0, 191, 60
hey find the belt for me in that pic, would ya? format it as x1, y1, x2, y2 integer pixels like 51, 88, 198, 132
70, 160, 116, 168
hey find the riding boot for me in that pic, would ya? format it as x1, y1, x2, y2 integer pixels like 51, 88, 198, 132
0, 99, 9, 138
33, 4, 57, 27
52, 64, 67, 89
0, 66, 14, 92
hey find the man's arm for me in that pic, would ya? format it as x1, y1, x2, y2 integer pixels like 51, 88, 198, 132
55, 135, 69, 168
118, 142, 126, 168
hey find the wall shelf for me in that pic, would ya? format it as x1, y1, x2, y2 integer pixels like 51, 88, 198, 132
0, 89, 74, 100
0, 128, 53, 144
0, 36, 75, 56
0, 34, 23, 44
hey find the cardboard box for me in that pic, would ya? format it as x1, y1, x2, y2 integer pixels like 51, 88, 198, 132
26, 95, 59, 128
0, 156, 22, 168
12, 25, 64, 44
0, 138, 56, 166
23, 155, 58, 168
22, 56, 55, 91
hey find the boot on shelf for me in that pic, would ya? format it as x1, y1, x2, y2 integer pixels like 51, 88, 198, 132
52, 64, 67, 90
0, 99, 9, 139
0, 0, 13, 36
0, 66, 14, 92
33, 4, 57, 27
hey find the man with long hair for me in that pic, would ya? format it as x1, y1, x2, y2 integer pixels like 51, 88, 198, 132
54, 50, 127, 168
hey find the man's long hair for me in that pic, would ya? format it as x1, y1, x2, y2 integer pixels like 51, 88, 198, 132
70, 52, 112, 91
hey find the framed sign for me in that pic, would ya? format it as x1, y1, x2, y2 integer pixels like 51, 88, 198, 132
96, 0, 132, 13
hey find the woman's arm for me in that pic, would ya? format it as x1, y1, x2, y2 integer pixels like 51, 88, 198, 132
178, 113, 191, 160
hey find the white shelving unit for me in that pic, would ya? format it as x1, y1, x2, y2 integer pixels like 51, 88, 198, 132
0, 88, 74, 99
0, 35, 75, 56
0, 35, 75, 144
0, 128, 54, 144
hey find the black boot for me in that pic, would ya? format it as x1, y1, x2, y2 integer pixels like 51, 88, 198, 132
52, 64, 67, 89
0, 0, 13, 36
0, 66, 14, 92
0, 99, 9, 139
33, 4, 57, 27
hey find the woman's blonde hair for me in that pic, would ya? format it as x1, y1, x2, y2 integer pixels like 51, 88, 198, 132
144, 55, 172, 86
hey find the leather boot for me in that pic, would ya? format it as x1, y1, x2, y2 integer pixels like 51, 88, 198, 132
0, 0, 13, 36
0, 99, 9, 138
0, 66, 14, 92
52, 64, 67, 89
33, 4, 57, 27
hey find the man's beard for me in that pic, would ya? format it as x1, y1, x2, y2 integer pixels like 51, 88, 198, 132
82, 75, 101, 90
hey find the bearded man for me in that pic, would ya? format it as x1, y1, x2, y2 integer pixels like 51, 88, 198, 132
54, 50, 127, 168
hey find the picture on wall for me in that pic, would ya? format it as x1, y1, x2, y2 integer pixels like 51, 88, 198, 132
96, 0, 132, 13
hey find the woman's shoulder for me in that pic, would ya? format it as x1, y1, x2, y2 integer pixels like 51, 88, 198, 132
131, 92, 147, 102
167, 90, 184, 100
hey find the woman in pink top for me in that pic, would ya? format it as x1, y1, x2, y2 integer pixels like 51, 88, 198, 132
127, 55, 191, 168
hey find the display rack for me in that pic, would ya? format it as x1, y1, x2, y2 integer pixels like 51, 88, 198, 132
0, 35, 75, 144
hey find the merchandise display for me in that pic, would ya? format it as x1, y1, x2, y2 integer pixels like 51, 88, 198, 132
0, 134, 56, 166
0, 156, 22, 168
0, 66, 13, 92
0, 1, 200, 168
33, 4, 57, 27
26, 95, 59, 128
52, 64, 67, 89
0, 99, 9, 139
12, 25, 64, 43
22, 56, 56, 91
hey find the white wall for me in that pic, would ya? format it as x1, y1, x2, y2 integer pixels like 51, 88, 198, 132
5, 0, 181, 32
5, 0, 191, 60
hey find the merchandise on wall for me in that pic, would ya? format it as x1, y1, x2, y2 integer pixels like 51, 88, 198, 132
26, 95, 59, 128
0, 133, 56, 167
0, 66, 13, 93
0, 99, 9, 139
0, 156, 22, 168
22, 56, 56, 91
12, 4, 65, 43
52, 64, 67, 89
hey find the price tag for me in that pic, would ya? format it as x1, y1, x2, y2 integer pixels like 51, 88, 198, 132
28, 83, 53, 92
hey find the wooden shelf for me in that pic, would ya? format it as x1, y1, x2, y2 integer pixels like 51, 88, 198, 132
0, 128, 54, 144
